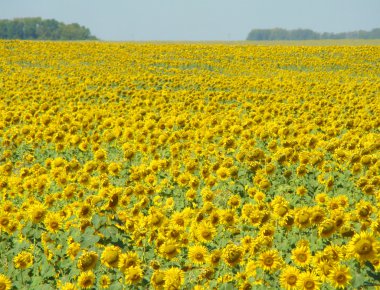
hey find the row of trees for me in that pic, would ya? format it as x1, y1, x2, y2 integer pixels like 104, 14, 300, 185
0, 17, 97, 40
247, 28, 380, 41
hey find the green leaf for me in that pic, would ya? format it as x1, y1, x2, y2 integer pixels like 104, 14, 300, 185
79, 227, 100, 247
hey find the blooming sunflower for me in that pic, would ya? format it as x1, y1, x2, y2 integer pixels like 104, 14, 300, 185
77, 271, 95, 289
151, 270, 165, 289
327, 264, 352, 289
0, 274, 12, 290
13, 251, 34, 269
258, 249, 282, 272
207, 249, 222, 266
159, 241, 181, 260
347, 231, 379, 262
99, 275, 111, 289
44, 212, 63, 233
124, 266, 143, 285
296, 271, 321, 290
195, 221, 216, 243
292, 245, 311, 267
118, 251, 141, 273
223, 244, 244, 267
101, 245, 121, 268
60, 282, 77, 290
279, 266, 300, 290
164, 267, 184, 290
77, 251, 98, 271
188, 245, 208, 265
28, 203, 47, 224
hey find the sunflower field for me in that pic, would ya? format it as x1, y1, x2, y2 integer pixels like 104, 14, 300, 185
0, 40, 379, 290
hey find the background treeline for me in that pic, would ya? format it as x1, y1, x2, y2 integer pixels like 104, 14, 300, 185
0, 17, 97, 40
247, 28, 380, 41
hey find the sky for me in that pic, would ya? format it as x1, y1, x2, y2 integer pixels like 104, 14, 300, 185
1, 0, 379, 41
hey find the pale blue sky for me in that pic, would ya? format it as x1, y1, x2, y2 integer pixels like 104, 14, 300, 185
1, 0, 379, 40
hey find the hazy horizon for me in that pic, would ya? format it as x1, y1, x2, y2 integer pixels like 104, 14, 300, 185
1, 0, 379, 41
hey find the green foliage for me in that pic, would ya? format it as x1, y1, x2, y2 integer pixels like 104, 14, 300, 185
247, 27, 380, 41
0, 17, 97, 40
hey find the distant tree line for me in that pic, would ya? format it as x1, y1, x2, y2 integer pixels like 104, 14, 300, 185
247, 28, 380, 41
0, 17, 97, 40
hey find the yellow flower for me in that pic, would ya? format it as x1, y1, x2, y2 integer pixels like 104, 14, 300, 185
164, 267, 184, 290
195, 221, 216, 243
77, 251, 98, 271
0, 274, 12, 290
13, 251, 33, 269
124, 266, 143, 285
118, 252, 141, 273
151, 270, 165, 289
292, 245, 311, 267
188, 245, 208, 265
101, 245, 121, 268
258, 249, 282, 272
44, 212, 63, 233
216, 167, 230, 180
279, 266, 300, 290
223, 244, 244, 267
296, 271, 321, 290
28, 203, 47, 224
327, 264, 352, 289
99, 275, 111, 289
159, 241, 180, 260
60, 282, 77, 290
347, 231, 379, 262
77, 271, 95, 289
67, 241, 81, 260
207, 249, 222, 266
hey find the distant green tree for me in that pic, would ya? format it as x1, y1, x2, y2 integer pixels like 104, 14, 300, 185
246, 28, 380, 41
0, 17, 97, 40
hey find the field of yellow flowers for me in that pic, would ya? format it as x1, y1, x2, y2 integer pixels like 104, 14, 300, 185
0, 40, 379, 290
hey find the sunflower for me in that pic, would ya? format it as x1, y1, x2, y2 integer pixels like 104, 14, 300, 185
13, 251, 33, 269
67, 241, 81, 260
216, 167, 230, 180
279, 266, 300, 290
327, 264, 352, 289
101, 245, 121, 268
77, 204, 92, 219
60, 282, 77, 290
310, 207, 325, 225
258, 249, 282, 272
28, 203, 47, 224
318, 219, 336, 238
188, 245, 208, 265
124, 266, 143, 285
0, 212, 11, 231
151, 270, 165, 289
44, 212, 63, 233
227, 194, 241, 208
77, 271, 95, 289
347, 231, 379, 262
118, 252, 141, 273
0, 274, 11, 290
99, 275, 111, 289
196, 221, 216, 243
207, 249, 222, 266
77, 251, 98, 271
159, 241, 181, 260
296, 271, 321, 290
245, 260, 257, 278
164, 267, 184, 290
315, 193, 329, 204
295, 208, 311, 229
223, 244, 244, 267
292, 245, 311, 267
